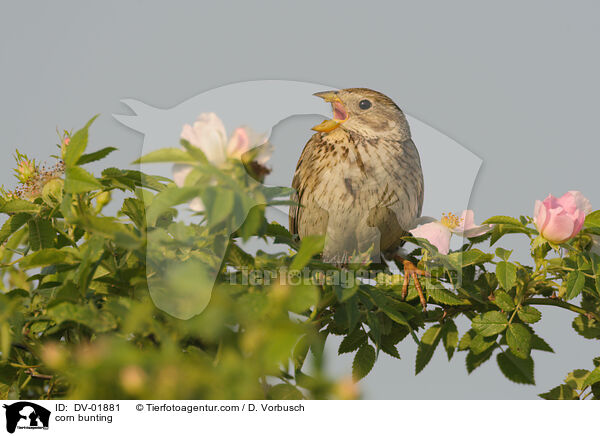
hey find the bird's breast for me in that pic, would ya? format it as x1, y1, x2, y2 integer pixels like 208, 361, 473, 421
308, 137, 420, 213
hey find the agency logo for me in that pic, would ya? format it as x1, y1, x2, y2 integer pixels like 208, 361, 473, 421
2, 402, 50, 434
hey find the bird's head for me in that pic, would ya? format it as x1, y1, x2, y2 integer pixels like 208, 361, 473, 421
312, 88, 410, 139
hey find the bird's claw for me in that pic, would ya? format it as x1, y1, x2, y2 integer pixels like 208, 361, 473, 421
399, 259, 429, 311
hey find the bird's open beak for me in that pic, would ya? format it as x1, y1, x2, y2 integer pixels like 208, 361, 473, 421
312, 91, 349, 132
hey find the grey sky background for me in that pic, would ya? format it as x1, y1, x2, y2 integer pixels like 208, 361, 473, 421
1, 0, 599, 399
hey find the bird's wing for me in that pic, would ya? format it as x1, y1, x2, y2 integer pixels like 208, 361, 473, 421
289, 189, 300, 236
362, 138, 424, 253
399, 138, 424, 219
289, 134, 322, 236
378, 138, 424, 230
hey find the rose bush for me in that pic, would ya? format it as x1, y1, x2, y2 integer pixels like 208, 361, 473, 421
0, 115, 599, 400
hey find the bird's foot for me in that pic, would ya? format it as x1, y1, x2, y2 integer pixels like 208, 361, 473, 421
395, 256, 429, 311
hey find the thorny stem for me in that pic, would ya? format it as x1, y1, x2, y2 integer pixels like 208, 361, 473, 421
25, 368, 53, 380
548, 265, 596, 279
9, 362, 41, 369
525, 298, 600, 322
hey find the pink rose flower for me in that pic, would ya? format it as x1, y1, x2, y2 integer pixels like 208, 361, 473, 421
534, 191, 592, 244
180, 113, 229, 166
409, 210, 492, 255
174, 113, 272, 212
180, 113, 271, 166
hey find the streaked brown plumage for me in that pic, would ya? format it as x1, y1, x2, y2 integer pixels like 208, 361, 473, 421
289, 88, 424, 264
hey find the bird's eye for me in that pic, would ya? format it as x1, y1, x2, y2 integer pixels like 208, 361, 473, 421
359, 99, 372, 110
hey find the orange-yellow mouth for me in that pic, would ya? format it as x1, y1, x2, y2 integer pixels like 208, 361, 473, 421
312, 91, 348, 132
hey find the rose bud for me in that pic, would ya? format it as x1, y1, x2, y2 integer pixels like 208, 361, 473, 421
534, 191, 592, 244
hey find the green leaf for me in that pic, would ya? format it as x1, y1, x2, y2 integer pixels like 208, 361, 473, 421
46, 301, 117, 333
539, 384, 576, 400
333, 283, 359, 303
366, 312, 381, 346
0, 200, 40, 214
531, 332, 554, 352
380, 335, 401, 359
461, 249, 494, 266
180, 139, 208, 162
76, 146, 117, 165
585, 210, 600, 228
292, 335, 310, 371
268, 384, 304, 400
0, 213, 31, 244
353, 344, 376, 381
426, 287, 466, 306
266, 222, 294, 245
80, 216, 141, 248
489, 224, 530, 246
446, 249, 493, 269
263, 186, 295, 200
518, 306, 542, 324
237, 203, 265, 241
495, 247, 513, 261
506, 323, 532, 359
28, 218, 54, 251
63, 115, 99, 167
415, 324, 442, 374
101, 168, 169, 191
564, 271, 585, 300
494, 290, 516, 311
496, 261, 517, 290
338, 329, 368, 355
237, 293, 268, 320
290, 235, 325, 270
159, 259, 216, 320
145, 186, 200, 226
496, 350, 535, 385
470, 334, 497, 355
225, 244, 255, 268
380, 305, 410, 327
583, 366, 600, 388
120, 198, 146, 228
483, 216, 523, 226
341, 297, 361, 332
0, 363, 18, 400
53, 280, 81, 303
201, 187, 236, 227
64, 167, 102, 193
17, 248, 77, 269
132, 148, 197, 164
466, 346, 496, 373
287, 284, 319, 313
472, 311, 508, 337
441, 320, 458, 361
572, 315, 600, 339
403, 235, 440, 255
458, 329, 474, 351
565, 369, 590, 390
